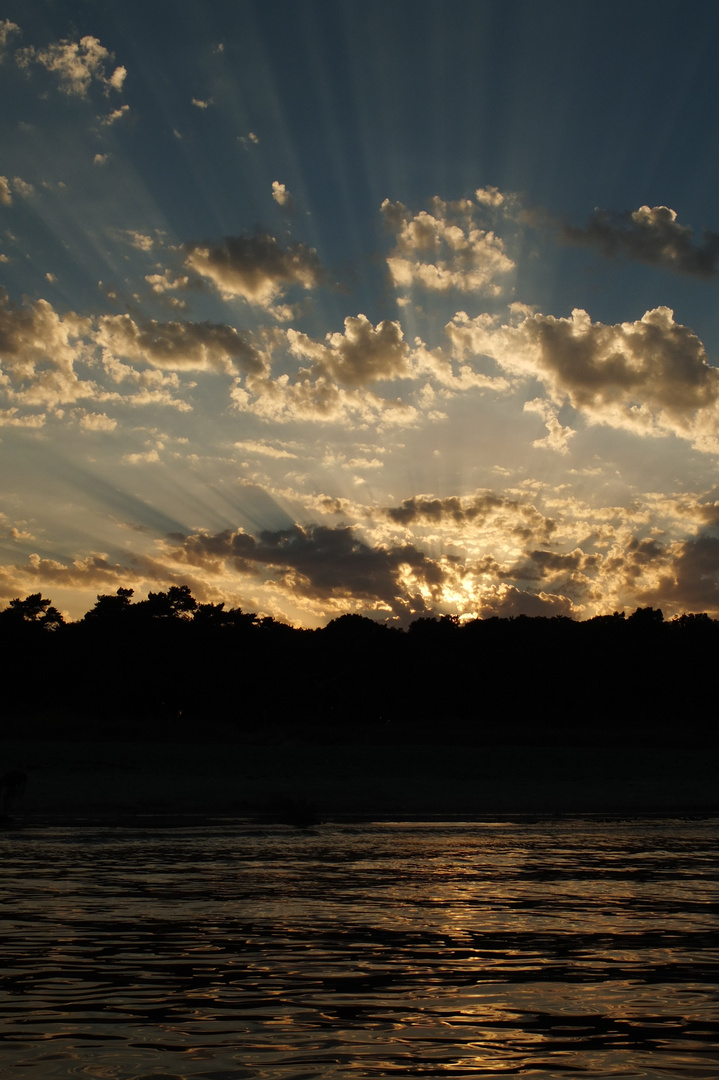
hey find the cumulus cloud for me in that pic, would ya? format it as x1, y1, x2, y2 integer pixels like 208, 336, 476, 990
78, 410, 117, 431
9, 174, 32, 198
167, 522, 444, 618
184, 231, 324, 312
0, 288, 94, 408
476, 583, 577, 619
524, 397, 576, 453
145, 270, 189, 295
124, 448, 161, 465
271, 181, 294, 209
231, 368, 417, 427
0, 176, 11, 206
227, 309, 508, 427
0, 407, 45, 427
385, 490, 557, 544
97, 314, 264, 375
381, 195, 514, 295
564, 205, 719, 279
287, 314, 414, 387
98, 350, 199, 409
475, 185, 504, 207
646, 533, 719, 613
17, 35, 126, 97
447, 306, 719, 450
0, 550, 190, 607
227, 314, 435, 426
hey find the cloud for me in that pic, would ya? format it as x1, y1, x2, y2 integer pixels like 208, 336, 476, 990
125, 229, 164, 252
0, 407, 45, 427
646, 533, 719, 613
385, 490, 557, 545
0, 288, 94, 408
145, 270, 190, 295
234, 439, 298, 459
523, 398, 576, 453
287, 314, 414, 387
97, 314, 264, 375
17, 35, 126, 97
447, 306, 719, 451
228, 309, 508, 427
227, 314, 436, 426
564, 205, 719, 279
0, 177, 11, 206
93, 153, 109, 167
78, 410, 117, 431
184, 231, 324, 312
271, 181, 294, 209
167, 522, 444, 618
100, 104, 130, 126
475, 186, 505, 208
191, 97, 212, 108
476, 583, 577, 619
231, 368, 418, 427
124, 448, 161, 465
13, 176, 34, 198
0, 549, 191, 607
0, 18, 19, 61
381, 194, 514, 295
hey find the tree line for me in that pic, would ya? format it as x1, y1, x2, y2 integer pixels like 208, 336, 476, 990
1, 587, 717, 742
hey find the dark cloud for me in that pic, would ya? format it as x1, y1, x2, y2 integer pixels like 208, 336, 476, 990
529, 548, 600, 577
564, 205, 719, 279
97, 314, 263, 374
184, 231, 324, 310
287, 314, 414, 388
386, 491, 556, 543
477, 585, 575, 619
524, 309, 715, 416
450, 306, 719, 447
639, 533, 719, 614
170, 522, 444, 617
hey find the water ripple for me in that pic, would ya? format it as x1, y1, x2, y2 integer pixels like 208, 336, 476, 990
1, 819, 718, 1078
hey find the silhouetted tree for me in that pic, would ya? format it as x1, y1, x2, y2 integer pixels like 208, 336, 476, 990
628, 606, 664, 624
138, 584, 198, 619
0, 593, 64, 629
84, 587, 134, 621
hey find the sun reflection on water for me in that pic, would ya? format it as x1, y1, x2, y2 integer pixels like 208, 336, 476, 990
0, 820, 718, 1078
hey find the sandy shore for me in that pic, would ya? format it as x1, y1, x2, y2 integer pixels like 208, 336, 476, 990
2, 734, 717, 821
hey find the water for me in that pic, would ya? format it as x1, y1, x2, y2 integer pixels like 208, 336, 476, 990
1, 818, 718, 1079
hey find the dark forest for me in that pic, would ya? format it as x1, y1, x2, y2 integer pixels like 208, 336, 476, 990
2, 587, 717, 745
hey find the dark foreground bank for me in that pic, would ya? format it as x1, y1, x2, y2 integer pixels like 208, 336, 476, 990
2, 731, 717, 821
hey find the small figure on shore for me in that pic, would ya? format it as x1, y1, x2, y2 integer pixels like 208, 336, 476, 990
1, 770, 27, 818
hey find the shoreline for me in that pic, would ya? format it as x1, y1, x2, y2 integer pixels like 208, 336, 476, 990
2, 735, 717, 822
5, 808, 717, 829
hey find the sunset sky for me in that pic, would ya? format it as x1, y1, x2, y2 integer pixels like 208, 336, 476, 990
3, 0, 719, 626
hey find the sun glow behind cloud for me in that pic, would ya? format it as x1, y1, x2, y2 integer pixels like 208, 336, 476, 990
3, 0, 719, 625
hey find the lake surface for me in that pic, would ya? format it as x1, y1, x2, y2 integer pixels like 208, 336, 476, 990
1, 818, 718, 1079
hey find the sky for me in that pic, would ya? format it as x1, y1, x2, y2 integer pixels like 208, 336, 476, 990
4, 0, 719, 626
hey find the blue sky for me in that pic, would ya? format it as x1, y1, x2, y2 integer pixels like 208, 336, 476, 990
3, 0, 719, 625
